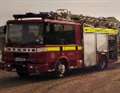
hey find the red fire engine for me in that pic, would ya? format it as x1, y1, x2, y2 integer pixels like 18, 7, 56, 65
1, 10, 118, 78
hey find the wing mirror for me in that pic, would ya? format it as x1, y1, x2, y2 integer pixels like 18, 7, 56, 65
3, 25, 6, 34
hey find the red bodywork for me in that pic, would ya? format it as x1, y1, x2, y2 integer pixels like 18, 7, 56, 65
2, 19, 84, 74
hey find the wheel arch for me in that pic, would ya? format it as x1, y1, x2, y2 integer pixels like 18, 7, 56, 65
55, 56, 69, 69
100, 53, 108, 62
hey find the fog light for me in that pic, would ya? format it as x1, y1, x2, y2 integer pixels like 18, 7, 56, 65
22, 65, 26, 67
7, 64, 11, 67
30, 66, 33, 69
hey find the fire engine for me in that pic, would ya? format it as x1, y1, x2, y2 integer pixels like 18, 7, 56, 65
1, 9, 119, 78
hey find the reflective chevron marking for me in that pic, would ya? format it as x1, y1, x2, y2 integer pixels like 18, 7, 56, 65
4, 47, 36, 53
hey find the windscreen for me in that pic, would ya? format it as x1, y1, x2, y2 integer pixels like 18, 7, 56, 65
8, 23, 44, 45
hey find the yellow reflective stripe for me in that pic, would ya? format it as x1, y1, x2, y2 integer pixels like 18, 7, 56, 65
84, 27, 95, 33
47, 47, 60, 51
5, 46, 83, 53
78, 46, 82, 50
47, 46, 83, 51
37, 46, 83, 52
62, 46, 76, 51
95, 28, 118, 35
84, 27, 118, 35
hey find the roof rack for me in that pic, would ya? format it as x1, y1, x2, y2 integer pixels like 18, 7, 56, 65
13, 12, 58, 20
13, 9, 72, 21
56, 9, 71, 20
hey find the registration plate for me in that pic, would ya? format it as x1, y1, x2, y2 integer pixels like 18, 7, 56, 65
15, 57, 26, 61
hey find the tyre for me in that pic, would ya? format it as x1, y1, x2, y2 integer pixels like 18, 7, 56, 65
16, 66, 29, 78
55, 62, 67, 78
97, 57, 108, 70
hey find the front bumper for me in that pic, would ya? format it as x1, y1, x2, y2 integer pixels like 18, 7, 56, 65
0, 62, 5, 70
1, 62, 55, 74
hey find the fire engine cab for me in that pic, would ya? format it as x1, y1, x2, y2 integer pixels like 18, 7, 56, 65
1, 10, 118, 78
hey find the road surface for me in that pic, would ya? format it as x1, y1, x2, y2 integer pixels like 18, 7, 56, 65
0, 61, 120, 93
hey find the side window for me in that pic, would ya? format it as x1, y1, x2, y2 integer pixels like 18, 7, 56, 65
64, 25, 74, 31
45, 23, 75, 45
54, 24, 64, 32
53, 24, 75, 44
63, 25, 75, 44
45, 23, 58, 44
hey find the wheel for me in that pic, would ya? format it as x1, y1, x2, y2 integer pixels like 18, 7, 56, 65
17, 71, 29, 78
16, 66, 29, 78
97, 57, 108, 70
55, 62, 67, 78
